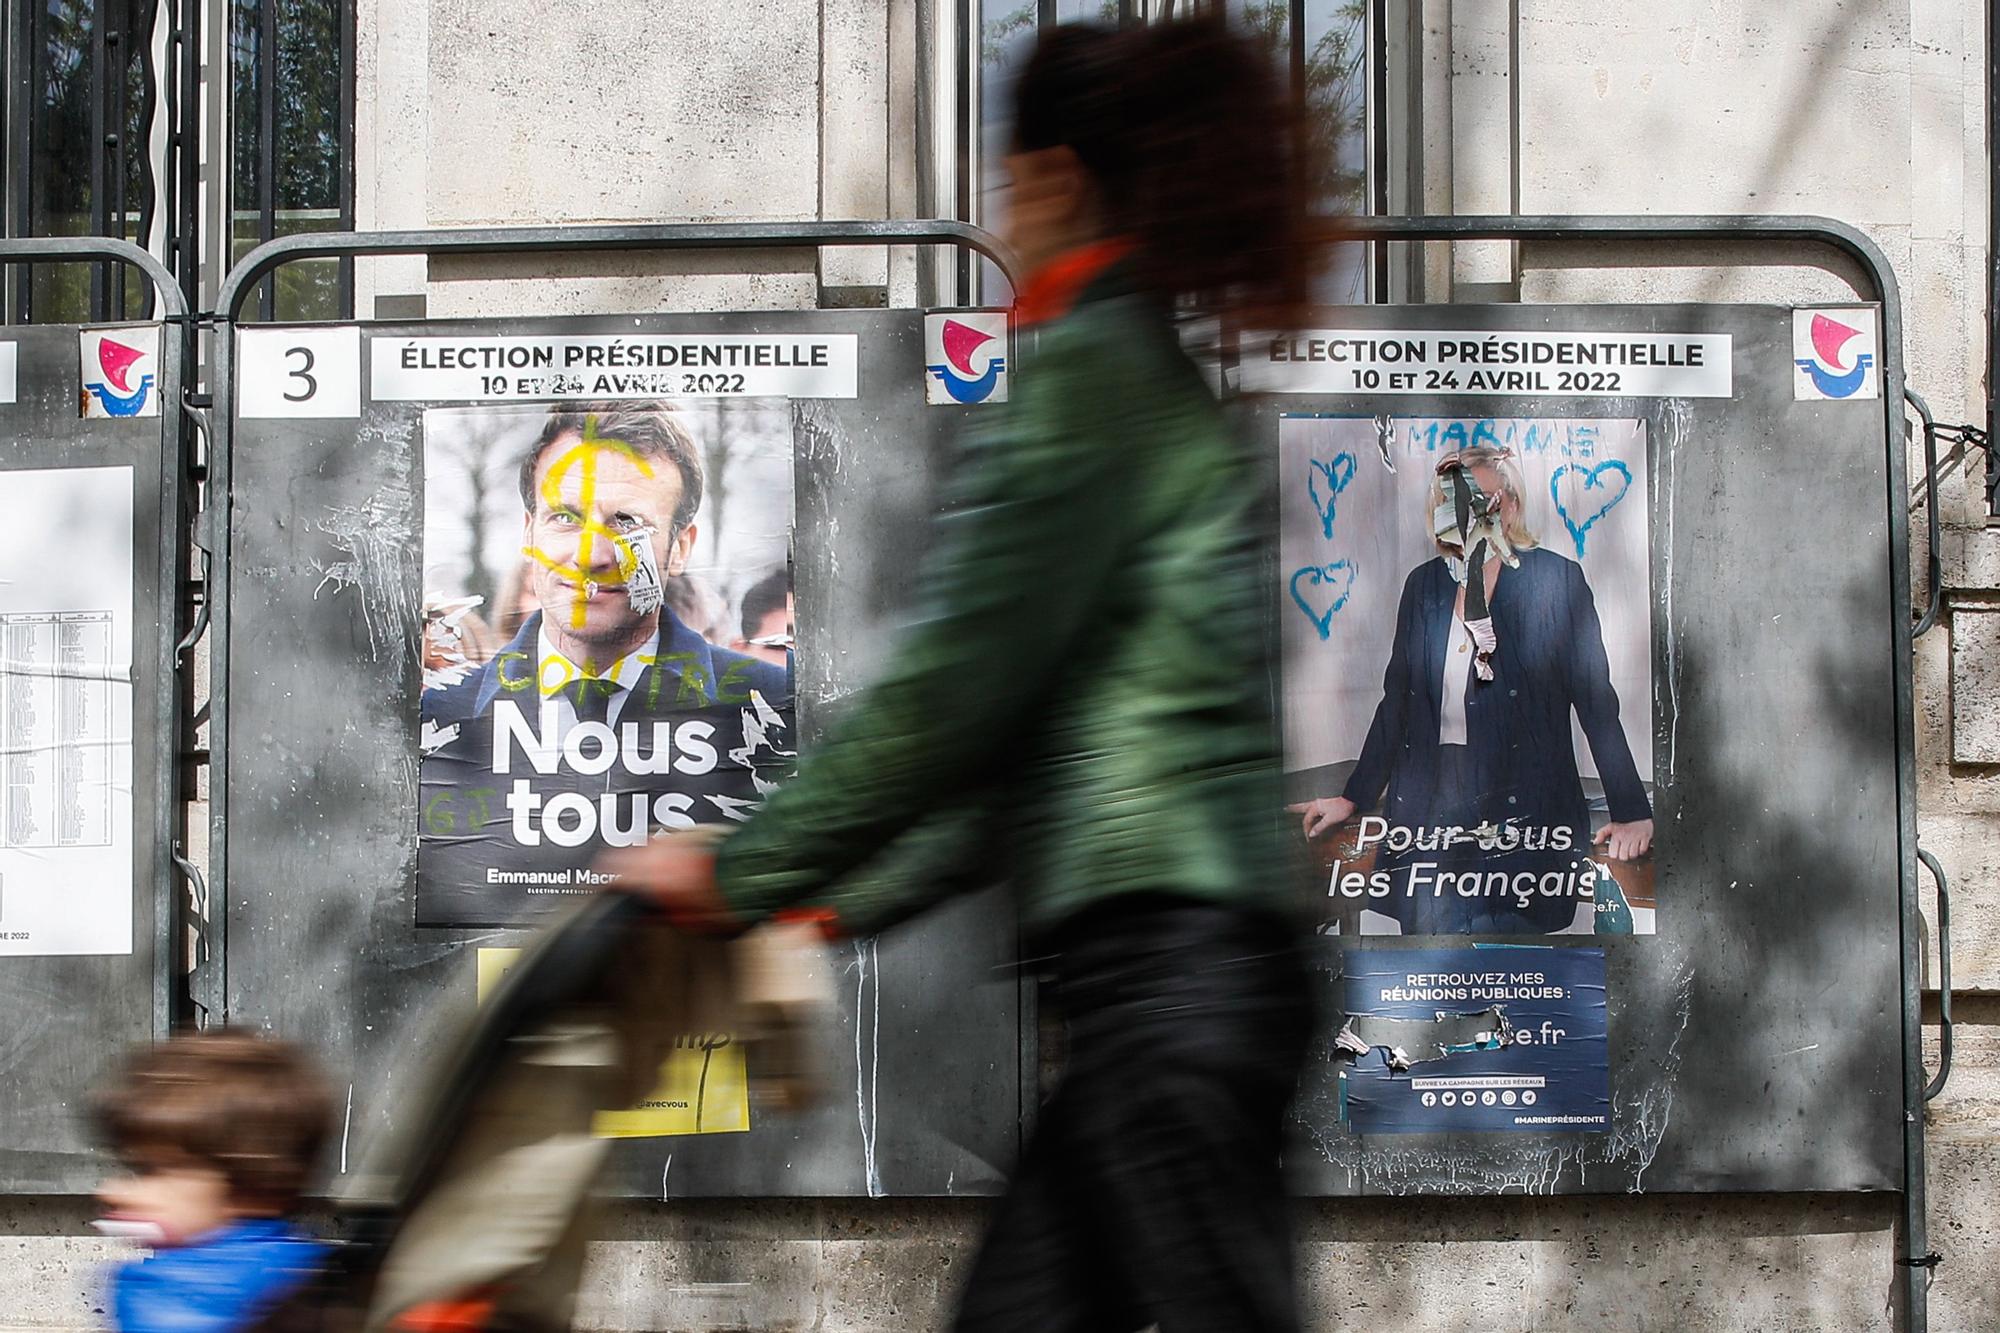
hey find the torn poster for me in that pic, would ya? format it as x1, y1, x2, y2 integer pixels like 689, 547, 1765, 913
417, 399, 795, 927
1337, 945, 1609, 1134
0, 465, 134, 956
1282, 416, 1656, 936
476, 948, 750, 1137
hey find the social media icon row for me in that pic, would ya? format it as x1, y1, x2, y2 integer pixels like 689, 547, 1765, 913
1418, 1089, 1539, 1108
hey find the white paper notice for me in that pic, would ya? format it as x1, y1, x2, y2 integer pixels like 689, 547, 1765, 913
0, 466, 133, 956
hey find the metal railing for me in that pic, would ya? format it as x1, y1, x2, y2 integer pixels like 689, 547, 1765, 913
0, 236, 189, 1052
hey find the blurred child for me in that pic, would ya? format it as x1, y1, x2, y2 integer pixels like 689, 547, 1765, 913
91, 1030, 334, 1332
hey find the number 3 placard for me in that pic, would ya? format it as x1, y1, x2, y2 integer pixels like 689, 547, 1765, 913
238, 327, 361, 418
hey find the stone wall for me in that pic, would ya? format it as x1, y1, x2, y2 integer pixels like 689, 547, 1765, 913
4, 2, 1992, 1329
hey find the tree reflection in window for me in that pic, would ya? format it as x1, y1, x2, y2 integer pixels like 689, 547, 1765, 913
18, 0, 162, 322
232, 0, 351, 320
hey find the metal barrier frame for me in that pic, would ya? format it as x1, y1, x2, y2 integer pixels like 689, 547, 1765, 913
0, 237, 190, 1060
199, 214, 1025, 1114
1338, 213, 1929, 1326
198, 214, 1932, 1320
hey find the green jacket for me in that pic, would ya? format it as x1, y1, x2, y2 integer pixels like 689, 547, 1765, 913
715, 273, 1287, 939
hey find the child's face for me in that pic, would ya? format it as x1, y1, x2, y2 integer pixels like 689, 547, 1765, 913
97, 1160, 234, 1247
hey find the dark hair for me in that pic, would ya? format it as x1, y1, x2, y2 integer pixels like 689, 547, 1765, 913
739, 565, 791, 640
91, 1030, 333, 1213
519, 400, 705, 533
1012, 15, 1318, 329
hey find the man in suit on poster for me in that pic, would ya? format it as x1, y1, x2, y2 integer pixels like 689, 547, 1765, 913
419, 399, 790, 927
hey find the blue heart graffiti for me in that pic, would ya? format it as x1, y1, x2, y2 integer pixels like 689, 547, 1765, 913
1550, 460, 1632, 559
1308, 453, 1357, 540
1289, 560, 1358, 641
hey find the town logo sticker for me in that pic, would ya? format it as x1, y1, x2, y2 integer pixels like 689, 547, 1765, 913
924, 313, 1009, 405
1792, 308, 1879, 401
80, 327, 161, 418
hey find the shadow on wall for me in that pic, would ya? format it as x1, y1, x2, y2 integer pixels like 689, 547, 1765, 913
562, 1192, 1900, 1330
1283, 561, 1912, 1323
1519, 0, 1894, 307
1290, 1190, 1897, 1329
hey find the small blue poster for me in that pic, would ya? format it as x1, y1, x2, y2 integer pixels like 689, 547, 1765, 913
1339, 945, 1609, 1134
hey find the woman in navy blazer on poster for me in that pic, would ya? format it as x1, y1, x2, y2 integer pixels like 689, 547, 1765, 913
1297, 447, 1654, 934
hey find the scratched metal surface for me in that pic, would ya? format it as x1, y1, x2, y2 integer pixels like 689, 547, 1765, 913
1239, 303, 1904, 1195
0, 326, 172, 1192
215, 310, 1023, 1198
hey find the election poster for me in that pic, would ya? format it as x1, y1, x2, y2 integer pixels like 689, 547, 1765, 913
1336, 946, 1610, 1135
1282, 416, 1655, 937
418, 398, 795, 928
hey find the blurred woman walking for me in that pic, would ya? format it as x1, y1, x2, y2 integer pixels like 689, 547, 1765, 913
609, 16, 1324, 1331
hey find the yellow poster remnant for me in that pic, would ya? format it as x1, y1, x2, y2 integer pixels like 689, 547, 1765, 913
476, 947, 751, 1138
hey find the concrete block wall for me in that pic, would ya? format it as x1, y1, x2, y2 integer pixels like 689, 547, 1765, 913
6, 1, 1992, 1330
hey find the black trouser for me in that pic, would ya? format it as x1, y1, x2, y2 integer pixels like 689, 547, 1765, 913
954, 897, 1312, 1333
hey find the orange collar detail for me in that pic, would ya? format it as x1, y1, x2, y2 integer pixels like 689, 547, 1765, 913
1013, 239, 1137, 328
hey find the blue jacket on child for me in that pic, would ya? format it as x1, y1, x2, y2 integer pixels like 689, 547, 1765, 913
110, 1218, 328, 1332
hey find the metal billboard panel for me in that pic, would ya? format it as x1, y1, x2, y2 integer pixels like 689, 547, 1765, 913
1240, 303, 1905, 1194
0, 322, 180, 1192
213, 310, 1022, 1198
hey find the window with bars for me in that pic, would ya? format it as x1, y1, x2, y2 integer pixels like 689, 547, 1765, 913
2, 0, 351, 322
9, 0, 165, 321
228, 0, 353, 320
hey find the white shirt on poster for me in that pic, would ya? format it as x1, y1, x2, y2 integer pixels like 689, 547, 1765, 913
1439, 613, 1474, 746
534, 625, 660, 737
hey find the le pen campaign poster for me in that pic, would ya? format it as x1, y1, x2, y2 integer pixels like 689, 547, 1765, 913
418, 398, 795, 928
1283, 416, 1656, 938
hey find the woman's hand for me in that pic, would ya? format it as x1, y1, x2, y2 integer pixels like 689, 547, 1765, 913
1593, 818, 1654, 862
1289, 796, 1357, 840
596, 829, 746, 935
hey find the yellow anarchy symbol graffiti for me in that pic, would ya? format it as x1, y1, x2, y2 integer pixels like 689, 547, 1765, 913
521, 414, 655, 634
